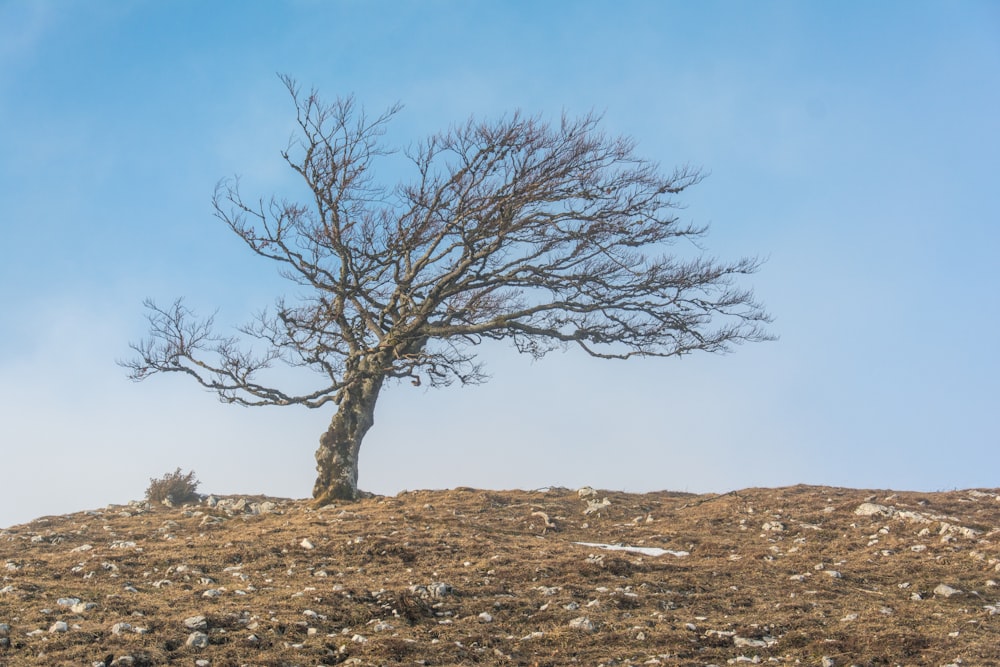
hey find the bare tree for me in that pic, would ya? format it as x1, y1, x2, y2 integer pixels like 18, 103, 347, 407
123, 76, 773, 505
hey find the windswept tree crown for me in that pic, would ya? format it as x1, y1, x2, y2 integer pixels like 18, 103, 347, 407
126, 76, 771, 409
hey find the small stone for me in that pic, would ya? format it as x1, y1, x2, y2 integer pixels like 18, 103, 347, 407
578, 486, 598, 497
49, 621, 69, 633
821, 657, 836, 667
429, 582, 453, 598
825, 570, 843, 579
57, 597, 81, 607
71, 602, 96, 614
195, 660, 211, 667
202, 589, 223, 598
186, 631, 210, 648
112, 622, 133, 634
762, 521, 785, 532
184, 615, 208, 630
300, 538, 315, 550
854, 503, 893, 517
478, 612, 493, 623
934, 583, 961, 598
568, 616, 596, 632
0, 623, 9, 636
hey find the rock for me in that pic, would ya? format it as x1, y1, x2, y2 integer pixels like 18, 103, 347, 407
49, 620, 69, 633
578, 486, 598, 498
825, 570, 843, 579
57, 597, 81, 607
568, 616, 596, 632
762, 521, 785, 532
934, 583, 961, 598
478, 612, 493, 622
184, 615, 208, 630
186, 631, 209, 648
300, 538, 315, 550
71, 602, 96, 614
429, 582, 454, 598
583, 498, 611, 515
821, 657, 836, 667
0, 622, 9, 636
854, 503, 894, 517
202, 588, 223, 598
111, 622, 133, 634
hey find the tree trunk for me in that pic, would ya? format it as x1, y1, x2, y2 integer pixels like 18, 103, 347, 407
312, 367, 386, 505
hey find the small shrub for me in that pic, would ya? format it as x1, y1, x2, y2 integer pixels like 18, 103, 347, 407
145, 468, 200, 505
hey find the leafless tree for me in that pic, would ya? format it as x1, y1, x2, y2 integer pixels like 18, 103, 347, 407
123, 76, 773, 505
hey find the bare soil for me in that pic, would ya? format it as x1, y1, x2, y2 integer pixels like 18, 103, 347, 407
2, 485, 999, 666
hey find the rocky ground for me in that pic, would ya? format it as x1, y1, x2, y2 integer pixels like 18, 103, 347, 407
1, 485, 999, 666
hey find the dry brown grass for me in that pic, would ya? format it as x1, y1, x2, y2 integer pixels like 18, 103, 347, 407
2, 485, 998, 666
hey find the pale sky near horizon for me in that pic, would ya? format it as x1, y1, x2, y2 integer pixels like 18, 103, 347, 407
1, 1, 998, 529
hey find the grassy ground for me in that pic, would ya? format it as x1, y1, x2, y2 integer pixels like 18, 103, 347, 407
1, 485, 998, 666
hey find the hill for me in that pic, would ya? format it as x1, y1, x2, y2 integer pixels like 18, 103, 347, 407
1, 485, 998, 666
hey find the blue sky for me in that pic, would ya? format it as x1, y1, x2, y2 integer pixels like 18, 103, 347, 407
1, 1, 998, 528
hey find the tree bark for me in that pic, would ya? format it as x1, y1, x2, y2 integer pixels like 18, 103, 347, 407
312, 366, 385, 505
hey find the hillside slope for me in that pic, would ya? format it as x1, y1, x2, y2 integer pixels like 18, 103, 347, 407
2, 485, 999, 666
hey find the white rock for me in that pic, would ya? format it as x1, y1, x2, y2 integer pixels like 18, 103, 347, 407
300, 538, 315, 550
478, 612, 493, 623
578, 486, 598, 498
57, 597, 81, 607
761, 521, 785, 532
71, 602, 97, 614
111, 622, 133, 634
824, 570, 843, 579
49, 621, 69, 633
734, 635, 776, 648
583, 498, 611, 515
185, 615, 208, 630
568, 616, 595, 632
429, 582, 454, 598
854, 503, 894, 517
202, 589, 223, 598
934, 583, 961, 598
186, 631, 210, 648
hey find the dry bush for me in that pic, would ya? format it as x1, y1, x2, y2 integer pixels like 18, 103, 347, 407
145, 467, 200, 505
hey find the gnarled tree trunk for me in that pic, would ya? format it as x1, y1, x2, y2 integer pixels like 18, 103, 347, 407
312, 367, 386, 505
